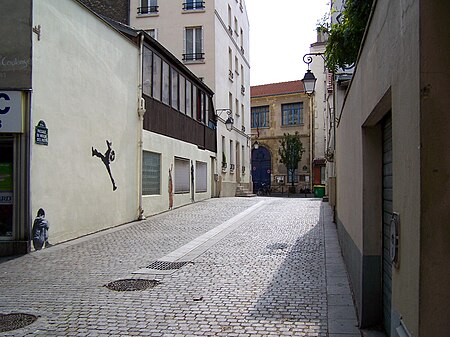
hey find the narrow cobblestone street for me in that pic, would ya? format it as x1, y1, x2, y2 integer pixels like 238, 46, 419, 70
0, 198, 360, 336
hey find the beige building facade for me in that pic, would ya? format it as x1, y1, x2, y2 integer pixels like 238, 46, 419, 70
250, 81, 312, 194
334, 0, 449, 336
129, 0, 251, 197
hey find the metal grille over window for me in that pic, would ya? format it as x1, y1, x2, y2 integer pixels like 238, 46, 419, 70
138, 0, 158, 14
195, 161, 207, 192
142, 151, 161, 195
174, 157, 190, 193
251, 105, 269, 128
183, 1, 205, 10
282, 102, 303, 125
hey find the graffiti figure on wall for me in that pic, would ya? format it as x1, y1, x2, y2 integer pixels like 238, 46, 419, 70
168, 164, 173, 210
32, 208, 51, 250
92, 140, 117, 191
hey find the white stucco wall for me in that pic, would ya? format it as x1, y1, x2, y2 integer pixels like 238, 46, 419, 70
142, 131, 215, 215
336, 0, 420, 334
31, 0, 140, 243
130, 0, 251, 195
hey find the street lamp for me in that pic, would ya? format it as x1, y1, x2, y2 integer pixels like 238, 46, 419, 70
253, 141, 259, 150
302, 69, 317, 95
301, 53, 325, 95
216, 109, 234, 132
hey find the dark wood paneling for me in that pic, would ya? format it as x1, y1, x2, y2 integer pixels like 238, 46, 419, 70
143, 97, 216, 153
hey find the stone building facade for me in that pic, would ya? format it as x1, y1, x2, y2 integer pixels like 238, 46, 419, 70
250, 81, 312, 194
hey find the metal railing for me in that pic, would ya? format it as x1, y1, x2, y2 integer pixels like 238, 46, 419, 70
137, 6, 159, 14
182, 1, 205, 10
182, 53, 205, 61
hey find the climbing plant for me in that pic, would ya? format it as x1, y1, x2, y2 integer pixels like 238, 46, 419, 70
322, 0, 374, 71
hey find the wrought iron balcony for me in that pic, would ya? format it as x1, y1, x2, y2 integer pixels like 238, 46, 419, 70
241, 85, 245, 95
182, 53, 205, 61
137, 6, 159, 14
230, 164, 235, 172
182, 1, 205, 10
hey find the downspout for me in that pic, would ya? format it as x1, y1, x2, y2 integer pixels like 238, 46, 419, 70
137, 33, 146, 220
310, 94, 314, 191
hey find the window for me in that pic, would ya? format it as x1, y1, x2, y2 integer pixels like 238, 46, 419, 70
138, 0, 158, 14
174, 157, 190, 193
142, 151, 161, 195
235, 56, 239, 75
228, 48, 233, 79
179, 75, 186, 114
251, 106, 269, 128
282, 102, 303, 126
162, 61, 170, 105
183, 0, 205, 10
287, 170, 299, 183
186, 80, 192, 117
184, 27, 204, 61
230, 140, 234, 167
152, 54, 161, 101
193, 85, 199, 120
195, 161, 207, 192
142, 47, 152, 96
171, 68, 179, 109
146, 29, 157, 40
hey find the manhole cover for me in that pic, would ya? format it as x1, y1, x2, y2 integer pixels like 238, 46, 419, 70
0, 313, 38, 333
147, 261, 190, 270
104, 279, 160, 291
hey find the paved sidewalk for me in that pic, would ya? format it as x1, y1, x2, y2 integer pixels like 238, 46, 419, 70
0, 198, 360, 336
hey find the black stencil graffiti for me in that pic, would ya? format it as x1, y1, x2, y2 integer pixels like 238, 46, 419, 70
92, 140, 117, 191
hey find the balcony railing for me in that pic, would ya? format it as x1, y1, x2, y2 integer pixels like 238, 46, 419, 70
230, 164, 235, 172
137, 6, 159, 14
182, 53, 205, 61
241, 85, 245, 95
182, 1, 205, 10
229, 69, 234, 80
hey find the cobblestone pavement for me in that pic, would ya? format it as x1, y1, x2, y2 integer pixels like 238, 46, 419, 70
0, 197, 360, 336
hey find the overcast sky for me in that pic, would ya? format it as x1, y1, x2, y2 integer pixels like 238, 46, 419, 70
246, 0, 330, 86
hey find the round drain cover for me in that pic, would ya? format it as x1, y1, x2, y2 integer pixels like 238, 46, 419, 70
0, 313, 38, 333
104, 279, 159, 291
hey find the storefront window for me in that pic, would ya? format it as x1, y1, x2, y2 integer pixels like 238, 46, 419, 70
0, 139, 13, 237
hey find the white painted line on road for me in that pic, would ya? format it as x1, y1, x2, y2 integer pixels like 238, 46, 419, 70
133, 200, 268, 274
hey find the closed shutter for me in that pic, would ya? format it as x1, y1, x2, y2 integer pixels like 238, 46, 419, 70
382, 115, 393, 336
195, 161, 207, 192
174, 157, 190, 193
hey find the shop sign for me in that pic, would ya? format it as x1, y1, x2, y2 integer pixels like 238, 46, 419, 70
0, 192, 13, 205
0, 91, 23, 133
35, 120, 48, 145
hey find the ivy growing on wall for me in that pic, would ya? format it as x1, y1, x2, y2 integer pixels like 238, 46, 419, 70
321, 0, 374, 72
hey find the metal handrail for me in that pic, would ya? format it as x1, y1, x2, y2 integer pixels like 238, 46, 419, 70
182, 53, 205, 61
137, 6, 159, 14
182, 1, 205, 10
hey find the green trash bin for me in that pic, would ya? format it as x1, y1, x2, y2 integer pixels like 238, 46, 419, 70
314, 185, 325, 198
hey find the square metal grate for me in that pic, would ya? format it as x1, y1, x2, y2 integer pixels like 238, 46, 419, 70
147, 261, 190, 270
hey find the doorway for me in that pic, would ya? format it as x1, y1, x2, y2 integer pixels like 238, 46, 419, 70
382, 115, 393, 335
0, 137, 14, 238
251, 146, 271, 192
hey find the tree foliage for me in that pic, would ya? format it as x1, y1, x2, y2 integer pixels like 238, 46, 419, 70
278, 132, 305, 187
323, 0, 374, 71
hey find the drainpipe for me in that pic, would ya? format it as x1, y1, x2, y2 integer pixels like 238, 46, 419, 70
310, 94, 314, 191
137, 33, 146, 220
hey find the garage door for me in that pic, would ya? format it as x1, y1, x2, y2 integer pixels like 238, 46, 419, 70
382, 115, 393, 335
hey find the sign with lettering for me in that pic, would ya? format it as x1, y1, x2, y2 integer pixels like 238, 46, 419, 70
0, 91, 23, 133
35, 120, 48, 145
0, 192, 13, 205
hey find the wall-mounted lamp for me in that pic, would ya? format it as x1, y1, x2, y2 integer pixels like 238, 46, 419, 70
215, 109, 234, 132
301, 53, 325, 95
253, 141, 259, 150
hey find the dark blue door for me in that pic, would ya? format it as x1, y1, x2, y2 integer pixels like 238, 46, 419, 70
252, 147, 271, 192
